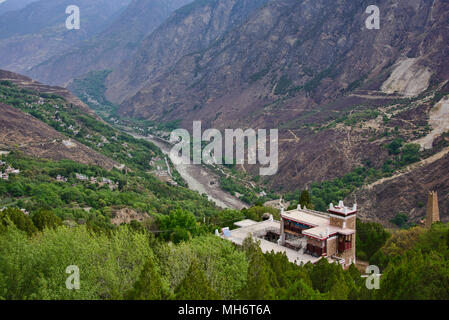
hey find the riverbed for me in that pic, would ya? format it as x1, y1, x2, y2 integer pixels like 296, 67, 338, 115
129, 132, 248, 210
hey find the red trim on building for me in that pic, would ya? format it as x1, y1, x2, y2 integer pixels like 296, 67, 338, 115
327, 210, 357, 217
282, 216, 318, 228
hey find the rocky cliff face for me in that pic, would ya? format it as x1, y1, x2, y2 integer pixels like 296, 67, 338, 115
26, 0, 193, 86
105, 0, 271, 103
355, 146, 449, 224
117, 0, 448, 125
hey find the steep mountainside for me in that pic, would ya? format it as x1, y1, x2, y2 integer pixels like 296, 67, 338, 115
0, 0, 131, 74
105, 0, 272, 103
0, 70, 117, 168
355, 145, 449, 224
112, 0, 449, 222
0, 102, 116, 169
27, 0, 193, 86
118, 0, 448, 126
0, 69, 97, 118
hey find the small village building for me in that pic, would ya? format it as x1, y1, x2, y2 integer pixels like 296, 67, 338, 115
102, 177, 113, 184
56, 175, 68, 182
114, 164, 126, 171
75, 173, 89, 181
5, 166, 20, 174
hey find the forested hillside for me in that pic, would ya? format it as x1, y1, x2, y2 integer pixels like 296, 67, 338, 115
1, 209, 448, 300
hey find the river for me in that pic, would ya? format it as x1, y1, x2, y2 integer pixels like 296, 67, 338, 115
128, 132, 248, 210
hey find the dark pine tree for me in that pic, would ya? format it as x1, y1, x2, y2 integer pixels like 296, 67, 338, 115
127, 255, 169, 300
175, 260, 221, 300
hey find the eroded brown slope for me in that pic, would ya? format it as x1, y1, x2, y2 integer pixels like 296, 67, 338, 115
354, 147, 449, 224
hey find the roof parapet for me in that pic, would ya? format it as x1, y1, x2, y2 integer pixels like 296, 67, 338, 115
329, 200, 357, 216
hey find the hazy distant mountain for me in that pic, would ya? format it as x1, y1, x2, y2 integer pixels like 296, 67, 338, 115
27, 0, 194, 86
0, 0, 131, 74
0, 0, 38, 15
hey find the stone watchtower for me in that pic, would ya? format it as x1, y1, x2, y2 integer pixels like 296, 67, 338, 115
328, 201, 357, 266
425, 191, 440, 228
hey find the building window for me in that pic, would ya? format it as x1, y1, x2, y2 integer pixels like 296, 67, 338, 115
338, 234, 352, 252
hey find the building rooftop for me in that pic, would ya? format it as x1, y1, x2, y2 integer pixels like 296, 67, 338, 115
222, 219, 322, 265
233, 219, 259, 228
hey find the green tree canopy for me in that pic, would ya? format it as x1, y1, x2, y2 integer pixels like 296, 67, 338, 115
281, 279, 322, 300
175, 259, 221, 300
0, 208, 37, 236
31, 209, 62, 231
377, 249, 449, 300
157, 209, 201, 243
127, 254, 171, 300
240, 237, 277, 300
299, 190, 313, 209
356, 218, 391, 261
